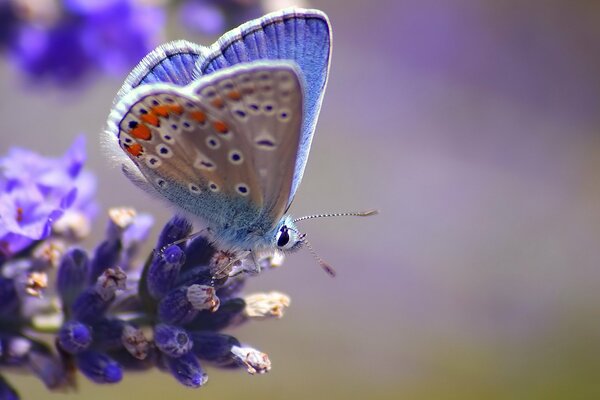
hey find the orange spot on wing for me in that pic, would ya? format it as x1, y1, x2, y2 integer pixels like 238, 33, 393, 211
140, 113, 160, 127
211, 97, 224, 109
125, 143, 143, 157
190, 111, 206, 123
169, 104, 183, 115
213, 120, 229, 134
151, 105, 170, 117
227, 90, 241, 101
130, 124, 152, 140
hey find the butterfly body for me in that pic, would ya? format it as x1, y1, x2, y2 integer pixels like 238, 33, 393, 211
105, 9, 330, 259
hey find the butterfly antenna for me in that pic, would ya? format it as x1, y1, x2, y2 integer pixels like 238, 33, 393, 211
300, 234, 337, 278
293, 210, 378, 223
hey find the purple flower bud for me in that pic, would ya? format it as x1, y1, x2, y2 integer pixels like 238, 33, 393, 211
175, 264, 213, 288
190, 332, 240, 363
0, 376, 19, 400
147, 245, 185, 300
76, 351, 122, 384
157, 287, 198, 325
216, 276, 246, 301
89, 239, 121, 284
56, 248, 89, 308
71, 289, 109, 324
157, 216, 192, 250
154, 324, 193, 358
27, 344, 68, 389
91, 319, 125, 350
58, 321, 92, 354
0, 277, 18, 314
165, 352, 207, 388
187, 298, 246, 331
182, 235, 214, 268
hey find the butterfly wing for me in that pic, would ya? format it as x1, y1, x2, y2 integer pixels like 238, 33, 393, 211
114, 40, 208, 103
105, 41, 208, 195
195, 8, 331, 206
106, 61, 304, 242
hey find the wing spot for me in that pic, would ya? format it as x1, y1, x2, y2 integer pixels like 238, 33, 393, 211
248, 104, 260, 115
130, 124, 152, 140
190, 111, 206, 124
229, 150, 243, 165
162, 133, 174, 144
263, 103, 275, 115
227, 90, 241, 101
211, 97, 224, 109
206, 136, 220, 149
213, 120, 229, 134
168, 104, 183, 115
151, 105, 171, 117
234, 109, 247, 119
278, 109, 291, 122
194, 156, 216, 171
125, 143, 143, 157
209, 182, 219, 192
188, 183, 201, 194
140, 113, 160, 127
156, 144, 172, 158
255, 138, 277, 150
156, 178, 167, 188
145, 156, 162, 168
236, 184, 249, 196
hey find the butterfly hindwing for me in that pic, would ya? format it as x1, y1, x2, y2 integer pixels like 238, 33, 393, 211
108, 61, 303, 230
195, 8, 331, 205
114, 40, 208, 104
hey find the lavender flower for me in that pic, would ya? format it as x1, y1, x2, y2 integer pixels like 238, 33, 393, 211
179, 0, 263, 36
50, 211, 287, 390
0, 135, 96, 260
9, 0, 165, 86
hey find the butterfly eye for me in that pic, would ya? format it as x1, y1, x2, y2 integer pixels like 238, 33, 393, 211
276, 226, 290, 248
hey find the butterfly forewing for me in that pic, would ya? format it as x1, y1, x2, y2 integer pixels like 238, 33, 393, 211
114, 61, 303, 228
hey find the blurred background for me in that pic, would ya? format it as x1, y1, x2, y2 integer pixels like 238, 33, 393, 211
2, 0, 600, 398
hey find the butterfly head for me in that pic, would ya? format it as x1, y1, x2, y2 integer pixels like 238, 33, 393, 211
272, 216, 304, 253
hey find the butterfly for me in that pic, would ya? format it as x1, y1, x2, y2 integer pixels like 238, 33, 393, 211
105, 8, 373, 275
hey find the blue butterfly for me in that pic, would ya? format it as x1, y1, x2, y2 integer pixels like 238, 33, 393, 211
105, 8, 372, 275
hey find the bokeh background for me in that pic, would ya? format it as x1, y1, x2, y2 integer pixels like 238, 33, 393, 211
2, 0, 600, 398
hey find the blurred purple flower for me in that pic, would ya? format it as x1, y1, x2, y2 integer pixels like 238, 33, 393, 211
0, 0, 18, 50
180, 0, 262, 36
10, 0, 165, 85
0, 136, 96, 259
